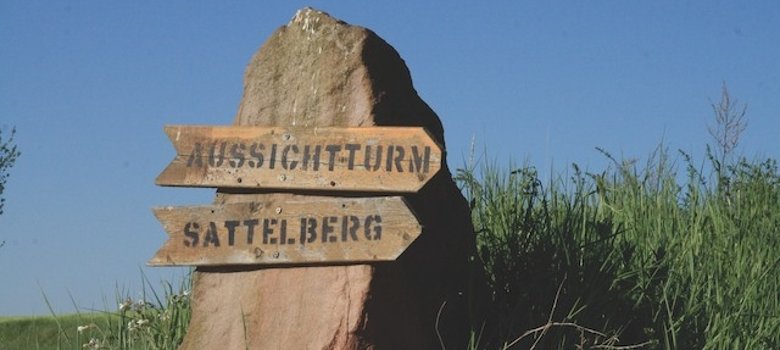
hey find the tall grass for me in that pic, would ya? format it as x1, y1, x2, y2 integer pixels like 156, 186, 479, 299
457, 147, 780, 349
108, 270, 192, 350
24, 270, 193, 350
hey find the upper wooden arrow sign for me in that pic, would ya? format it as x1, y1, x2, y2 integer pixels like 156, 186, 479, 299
149, 194, 422, 266
156, 125, 442, 193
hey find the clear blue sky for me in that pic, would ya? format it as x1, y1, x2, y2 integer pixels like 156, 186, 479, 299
1, 1, 778, 316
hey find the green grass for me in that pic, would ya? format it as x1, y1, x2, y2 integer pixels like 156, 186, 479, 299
458, 146, 780, 349
1, 271, 192, 350
0, 313, 116, 350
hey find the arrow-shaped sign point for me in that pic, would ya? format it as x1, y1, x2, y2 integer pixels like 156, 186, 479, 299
149, 194, 422, 266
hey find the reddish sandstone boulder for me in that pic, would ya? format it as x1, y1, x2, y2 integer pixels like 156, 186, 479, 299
180, 8, 484, 350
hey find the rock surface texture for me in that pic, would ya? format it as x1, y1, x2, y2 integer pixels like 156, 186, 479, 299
180, 8, 483, 350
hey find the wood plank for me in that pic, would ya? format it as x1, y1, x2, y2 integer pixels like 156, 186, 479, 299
149, 195, 422, 266
155, 125, 442, 193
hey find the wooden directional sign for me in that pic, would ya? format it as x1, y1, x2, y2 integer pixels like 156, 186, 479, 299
149, 195, 422, 266
156, 125, 442, 193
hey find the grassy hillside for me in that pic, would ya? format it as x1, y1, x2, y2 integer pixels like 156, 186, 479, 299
0, 275, 190, 350
0, 313, 116, 350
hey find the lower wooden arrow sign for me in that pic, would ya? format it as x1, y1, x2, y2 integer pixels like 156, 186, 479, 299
149, 195, 422, 266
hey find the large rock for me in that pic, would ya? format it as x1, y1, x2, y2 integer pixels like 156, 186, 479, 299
180, 8, 484, 350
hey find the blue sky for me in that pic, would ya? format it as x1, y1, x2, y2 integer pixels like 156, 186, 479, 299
1, 1, 778, 316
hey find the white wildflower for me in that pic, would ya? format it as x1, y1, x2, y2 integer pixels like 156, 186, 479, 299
118, 297, 132, 312
82, 338, 100, 349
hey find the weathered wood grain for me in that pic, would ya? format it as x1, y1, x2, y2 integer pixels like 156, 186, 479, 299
149, 194, 422, 266
155, 125, 442, 193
